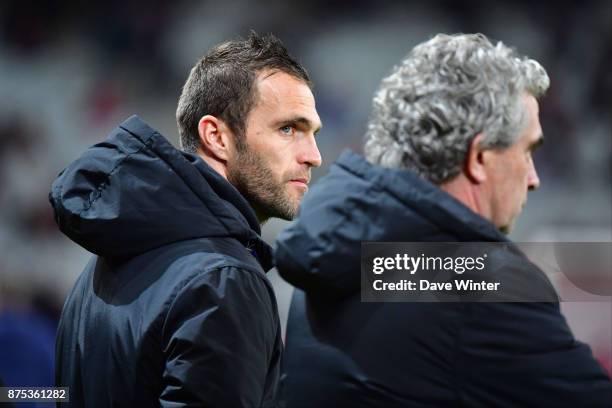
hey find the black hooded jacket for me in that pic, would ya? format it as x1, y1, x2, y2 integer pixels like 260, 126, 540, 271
276, 150, 611, 407
50, 116, 282, 407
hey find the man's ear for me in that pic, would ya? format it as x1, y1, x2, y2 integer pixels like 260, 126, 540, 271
465, 133, 488, 184
197, 115, 234, 162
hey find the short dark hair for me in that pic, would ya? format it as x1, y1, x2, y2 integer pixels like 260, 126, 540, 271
176, 31, 312, 153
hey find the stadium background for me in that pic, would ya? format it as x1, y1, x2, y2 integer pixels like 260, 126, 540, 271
0, 0, 610, 394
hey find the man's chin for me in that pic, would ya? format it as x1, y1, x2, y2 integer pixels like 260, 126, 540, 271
498, 219, 516, 235
281, 200, 300, 221
282, 188, 305, 218
259, 198, 300, 223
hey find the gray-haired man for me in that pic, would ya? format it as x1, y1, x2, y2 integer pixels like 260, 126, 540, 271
276, 34, 611, 407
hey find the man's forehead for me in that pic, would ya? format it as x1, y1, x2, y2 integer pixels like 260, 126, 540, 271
254, 71, 320, 125
256, 70, 311, 99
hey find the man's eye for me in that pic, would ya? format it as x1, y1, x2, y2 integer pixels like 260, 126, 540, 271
280, 126, 294, 135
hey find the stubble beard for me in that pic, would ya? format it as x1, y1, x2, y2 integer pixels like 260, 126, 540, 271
227, 144, 300, 223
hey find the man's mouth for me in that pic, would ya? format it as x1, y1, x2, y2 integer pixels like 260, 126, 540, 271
289, 178, 309, 189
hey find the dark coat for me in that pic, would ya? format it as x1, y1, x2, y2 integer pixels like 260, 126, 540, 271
275, 150, 612, 407
50, 116, 282, 407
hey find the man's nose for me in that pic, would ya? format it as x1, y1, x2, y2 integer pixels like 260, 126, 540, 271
527, 160, 540, 191
300, 134, 322, 168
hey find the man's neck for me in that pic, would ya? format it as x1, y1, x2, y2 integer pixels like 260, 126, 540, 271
198, 152, 228, 180
198, 150, 266, 226
440, 173, 489, 220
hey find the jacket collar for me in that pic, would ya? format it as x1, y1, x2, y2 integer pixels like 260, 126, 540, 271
335, 150, 509, 242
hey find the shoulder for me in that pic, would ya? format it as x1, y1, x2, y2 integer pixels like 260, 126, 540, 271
179, 246, 271, 289
470, 243, 559, 302
160, 263, 280, 351
158, 239, 278, 317
462, 301, 571, 348
142, 237, 272, 291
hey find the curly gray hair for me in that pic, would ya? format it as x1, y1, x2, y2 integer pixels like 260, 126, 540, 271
364, 33, 549, 184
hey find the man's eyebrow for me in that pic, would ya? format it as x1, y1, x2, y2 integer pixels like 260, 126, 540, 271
274, 116, 322, 134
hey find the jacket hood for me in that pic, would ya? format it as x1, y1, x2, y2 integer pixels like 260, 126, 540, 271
276, 150, 508, 295
50, 115, 272, 268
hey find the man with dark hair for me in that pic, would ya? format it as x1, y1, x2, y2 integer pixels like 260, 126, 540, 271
50, 32, 321, 407
276, 33, 611, 406
176, 32, 319, 222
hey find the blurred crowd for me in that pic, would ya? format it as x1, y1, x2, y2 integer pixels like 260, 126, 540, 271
0, 0, 610, 389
